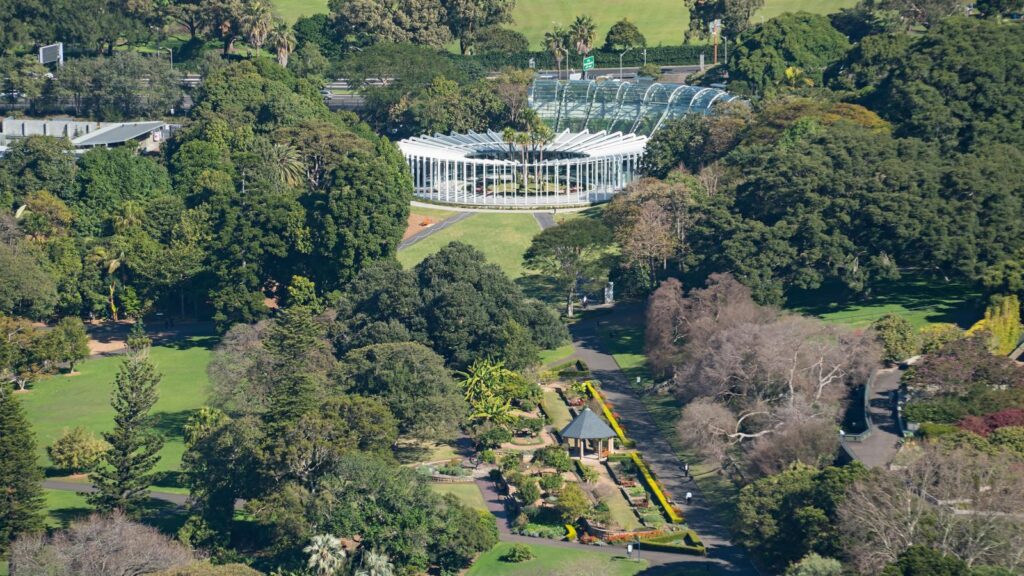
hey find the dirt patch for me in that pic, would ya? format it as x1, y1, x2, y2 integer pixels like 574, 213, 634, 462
403, 214, 436, 240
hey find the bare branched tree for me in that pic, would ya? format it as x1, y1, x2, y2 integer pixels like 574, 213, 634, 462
11, 512, 194, 576
838, 447, 1024, 573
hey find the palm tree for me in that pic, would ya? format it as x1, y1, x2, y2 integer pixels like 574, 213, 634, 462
87, 245, 124, 321
544, 26, 568, 79
356, 550, 395, 576
268, 18, 296, 68
244, 0, 273, 57
569, 15, 596, 56
304, 534, 347, 576
267, 143, 304, 188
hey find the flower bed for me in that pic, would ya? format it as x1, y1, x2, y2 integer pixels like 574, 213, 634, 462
584, 381, 635, 448
631, 452, 684, 524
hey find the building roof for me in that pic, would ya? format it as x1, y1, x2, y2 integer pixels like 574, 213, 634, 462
560, 408, 616, 440
72, 121, 166, 147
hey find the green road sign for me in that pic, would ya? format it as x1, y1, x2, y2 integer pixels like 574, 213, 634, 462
582, 55, 595, 71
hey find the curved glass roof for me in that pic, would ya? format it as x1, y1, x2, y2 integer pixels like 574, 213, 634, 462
529, 78, 741, 137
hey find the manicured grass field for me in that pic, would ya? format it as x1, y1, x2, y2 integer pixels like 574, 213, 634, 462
410, 204, 463, 222
43, 488, 92, 529
397, 213, 541, 279
271, 0, 328, 23
541, 389, 572, 430
786, 273, 983, 329
269, 0, 856, 49
429, 482, 489, 511
21, 338, 216, 491
538, 342, 575, 366
466, 542, 647, 575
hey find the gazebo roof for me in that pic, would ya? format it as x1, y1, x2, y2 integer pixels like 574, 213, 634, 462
560, 408, 616, 440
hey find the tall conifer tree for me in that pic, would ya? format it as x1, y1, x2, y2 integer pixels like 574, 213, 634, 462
88, 332, 164, 515
0, 385, 43, 554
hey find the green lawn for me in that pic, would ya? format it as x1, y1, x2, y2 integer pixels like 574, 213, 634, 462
538, 342, 575, 366
21, 338, 216, 491
467, 542, 647, 575
429, 482, 488, 511
541, 389, 572, 430
410, 204, 463, 222
270, 0, 856, 49
271, 0, 328, 23
786, 273, 983, 329
397, 213, 541, 279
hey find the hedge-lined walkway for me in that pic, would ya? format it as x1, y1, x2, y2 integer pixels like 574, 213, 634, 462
474, 477, 736, 573
568, 310, 760, 576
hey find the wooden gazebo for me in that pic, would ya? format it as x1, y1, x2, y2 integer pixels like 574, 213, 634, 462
560, 408, 616, 461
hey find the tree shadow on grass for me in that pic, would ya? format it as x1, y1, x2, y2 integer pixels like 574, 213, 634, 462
49, 504, 93, 529
139, 499, 188, 536
516, 273, 563, 305
148, 409, 195, 440
785, 273, 984, 328
156, 334, 219, 352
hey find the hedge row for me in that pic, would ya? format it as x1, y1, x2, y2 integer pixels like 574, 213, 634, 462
470, 45, 724, 70
640, 530, 707, 555
631, 452, 684, 524
585, 381, 634, 448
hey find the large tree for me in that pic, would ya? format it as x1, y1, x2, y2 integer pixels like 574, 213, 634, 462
523, 218, 612, 317
338, 342, 466, 442
0, 384, 43, 555
872, 17, 1024, 152
443, 0, 516, 55
330, 0, 453, 49
88, 339, 165, 515
728, 12, 851, 96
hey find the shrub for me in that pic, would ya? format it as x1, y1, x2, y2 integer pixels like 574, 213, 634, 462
477, 426, 513, 449
872, 314, 918, 362
534, 445, 572, 472
479, 449, 496, 463
500, 451, 523, 472
564, 524, 577, 541
919, 323, 962, 354
639, 63, 662, 80
539, 473, 563, 494
517, 476, 541, 505
48, 427, 108, 473
501, 543, 535, 563
575, 460, 599, 483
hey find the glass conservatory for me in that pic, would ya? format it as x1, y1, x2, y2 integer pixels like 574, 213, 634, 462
397, 78, 738, 208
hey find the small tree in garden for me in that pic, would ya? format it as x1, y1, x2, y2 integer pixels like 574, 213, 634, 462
556, 482, 591, 522
52, 317, 90, 372
48, 427, 108, 474
517, 476, 541, 505
872, 313, 918, 362
604, 19, 646, 51
304, 534, 347, 576
540, 473, 563, 494
535, 445, 572, 472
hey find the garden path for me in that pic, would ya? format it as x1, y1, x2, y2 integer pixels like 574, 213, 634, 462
568, 309, 760, 576
474, 477, 742, 573
397, 211, 473, 250
843, 367, 904, 468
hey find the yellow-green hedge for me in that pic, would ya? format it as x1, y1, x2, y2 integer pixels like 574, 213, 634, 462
631, 452, 684, 524
585, 381, 634, 448
564, 524, 577, 541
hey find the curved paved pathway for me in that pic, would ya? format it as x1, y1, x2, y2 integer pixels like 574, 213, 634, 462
569, 311, 760, 575
398, 211, 473, 251
843, 368, 903, 468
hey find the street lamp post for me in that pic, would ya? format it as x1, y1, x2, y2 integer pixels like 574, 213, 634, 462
619, 46, 633, 80
166, 47, 173, 68
642, 48, 647, 66
559, 47, 569, 80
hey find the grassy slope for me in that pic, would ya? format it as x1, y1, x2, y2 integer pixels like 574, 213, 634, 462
429, 482, 489, 511
397, 213, 540, 279
21, 338, 215, 490
271, 0, 856, 48
467, 542, 648, 575
271, 0, 328, 23
786, 273, 983, 329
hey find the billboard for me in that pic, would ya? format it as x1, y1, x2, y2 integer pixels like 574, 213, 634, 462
38, 43, 63, 66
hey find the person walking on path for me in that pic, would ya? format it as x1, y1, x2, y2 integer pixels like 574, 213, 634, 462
686, 491, 693, 505
684, 462, 690, 478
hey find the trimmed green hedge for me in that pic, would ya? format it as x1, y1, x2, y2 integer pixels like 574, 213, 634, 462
640, 530, 707, 556
469, 45, 721, 70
